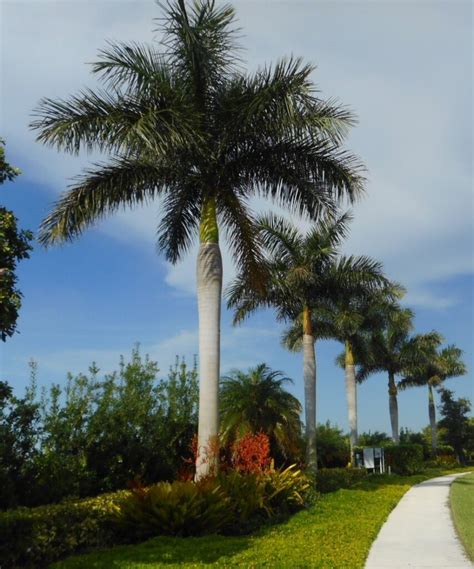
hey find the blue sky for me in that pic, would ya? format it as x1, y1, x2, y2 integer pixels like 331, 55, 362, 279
0, 0, 472, 434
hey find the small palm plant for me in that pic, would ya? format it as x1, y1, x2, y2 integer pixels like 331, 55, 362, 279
220, 364, 303, 462
399, 338, 467, 454
31, 0, 364, 477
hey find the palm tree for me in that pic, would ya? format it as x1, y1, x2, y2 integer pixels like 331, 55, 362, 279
324, 282, 397, 462
355, 303, 415, 443
31, 0, 364, 478
227, 211, 351, 473
227, 213, 387, 472
399, 339, 467, 454
220, 363, 302, 462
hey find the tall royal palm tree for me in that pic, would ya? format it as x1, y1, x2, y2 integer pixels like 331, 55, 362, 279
227, 213, 386, 473
31, 0, 364, 477
355, 303, 416, 443
220, 363, 302, 462
399, 339, 467, 454
327, 282, 398, 462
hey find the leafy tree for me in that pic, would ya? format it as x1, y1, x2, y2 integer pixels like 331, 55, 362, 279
316, 421, 350, 468
227, 211, 353, 473
438, 389, 472, 463
0, 139, 33, 341
31, 0, 364, 477
399, 338, 467, 453
220, 363, 303, 463
1, 347, 199, 509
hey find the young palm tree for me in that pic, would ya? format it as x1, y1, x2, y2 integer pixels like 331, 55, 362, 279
31, 0, 364, 478
399, 339, 467, 454
355, 304, 415, 443
227, 213, 387, 472
220, 364, 302, 462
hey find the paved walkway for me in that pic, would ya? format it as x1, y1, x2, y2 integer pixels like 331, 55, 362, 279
365, 472, 473, 569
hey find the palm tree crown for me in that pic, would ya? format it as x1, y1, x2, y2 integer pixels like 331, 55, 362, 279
32, 0, 364, 270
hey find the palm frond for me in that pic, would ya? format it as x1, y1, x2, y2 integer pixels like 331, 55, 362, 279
161, 0, 239, 95
157, 180, 201, 263
217, 191, 266, 289
38, 157, 170, 246
31, 87, 196, 155
92, 41, 170, 92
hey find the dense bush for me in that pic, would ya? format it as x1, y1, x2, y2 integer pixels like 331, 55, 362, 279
0, 490, 130, 569
0, 348, 199, 509
386, 444, 424, 475
315, 467, 367, 493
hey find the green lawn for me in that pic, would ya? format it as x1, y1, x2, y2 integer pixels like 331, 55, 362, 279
51, 468, 471, 569
450, 471, 474, 561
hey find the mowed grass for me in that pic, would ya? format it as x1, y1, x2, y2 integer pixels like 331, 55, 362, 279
450, 471, 474, 561
51, 468, 472, 569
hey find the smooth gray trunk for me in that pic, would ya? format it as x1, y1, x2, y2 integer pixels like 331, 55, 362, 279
195, 242, 222, 479
428, 384, 437, 455
345, 363, 358, 463
388, 372, 399, 443
303, 334, 317, 473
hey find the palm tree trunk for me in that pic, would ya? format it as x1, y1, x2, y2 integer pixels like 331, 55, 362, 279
195, 197, 222, 480
428, 383, 437, 455
302, 306, 317, 474
388, 371, 399, 443
345, 339, 358, 465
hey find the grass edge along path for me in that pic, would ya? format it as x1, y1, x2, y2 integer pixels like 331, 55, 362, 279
450, 471, 474, 561
52, 468, 472, 569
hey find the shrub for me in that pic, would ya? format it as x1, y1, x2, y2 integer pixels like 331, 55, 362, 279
113, 480, 231, 537
386, 444, 424, 475
0, 490, 130, 569
316, 422, 350, 468
315, 468, 367, 494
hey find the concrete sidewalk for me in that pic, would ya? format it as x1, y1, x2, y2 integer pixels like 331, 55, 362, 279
365, 472, 473, 569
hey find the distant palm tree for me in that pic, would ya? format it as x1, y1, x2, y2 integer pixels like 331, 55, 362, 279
220, 364, 302, 461
399, 339, 467, 453
355, 304, 415, 443
325, 282, 398, 462
31, 0, 364, 478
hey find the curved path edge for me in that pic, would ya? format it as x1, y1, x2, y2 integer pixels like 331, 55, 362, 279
365, 472, 473, 569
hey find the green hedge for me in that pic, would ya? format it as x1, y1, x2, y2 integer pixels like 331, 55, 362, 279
386, 444, 424, 475
0, 490, 130, 569
315, 468, 367, 493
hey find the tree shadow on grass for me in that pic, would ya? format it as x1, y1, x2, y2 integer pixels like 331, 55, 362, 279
55, 535, 252, 568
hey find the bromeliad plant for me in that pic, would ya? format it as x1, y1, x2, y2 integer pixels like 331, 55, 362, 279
31, 0, 364, 478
